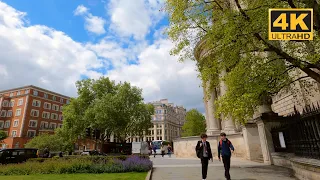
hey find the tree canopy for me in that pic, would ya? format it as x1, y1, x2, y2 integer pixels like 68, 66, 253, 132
182, 109, 206, 136
165, 0, 320, 123
60, 77, 154, 146
25, 133, 71, 152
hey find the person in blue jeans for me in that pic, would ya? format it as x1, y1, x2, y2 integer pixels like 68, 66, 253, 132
218, 132, 235, 180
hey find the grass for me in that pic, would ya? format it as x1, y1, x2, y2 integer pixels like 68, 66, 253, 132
0, 172, 147, 180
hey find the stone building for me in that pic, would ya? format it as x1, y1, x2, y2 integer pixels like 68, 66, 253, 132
173, 1, 320, 179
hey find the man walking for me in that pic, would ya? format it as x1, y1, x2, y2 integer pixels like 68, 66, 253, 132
195, 134, 213, 180
218, 132, 235, 180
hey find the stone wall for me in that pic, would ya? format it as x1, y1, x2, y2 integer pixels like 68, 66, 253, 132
272, 152, 320, 180
173, 133, 246, 159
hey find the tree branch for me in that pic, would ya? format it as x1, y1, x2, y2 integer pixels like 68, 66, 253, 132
269, 76, 309, 95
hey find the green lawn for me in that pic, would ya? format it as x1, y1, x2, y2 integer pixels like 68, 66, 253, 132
0, 173, 147, 180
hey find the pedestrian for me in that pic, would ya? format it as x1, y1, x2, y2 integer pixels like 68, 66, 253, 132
167, 144, 172, 158
195, 134, 213, 180
218, 132, 235, 180
153, 143, 157, 158
43, 147, 50, 158
59, 151, 63, 158
160, 144, 165, 157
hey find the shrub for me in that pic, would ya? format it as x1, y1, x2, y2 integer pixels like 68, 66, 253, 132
0, 155, 152, 176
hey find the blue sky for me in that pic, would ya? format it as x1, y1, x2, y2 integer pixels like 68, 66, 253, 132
0, 0, 204, 112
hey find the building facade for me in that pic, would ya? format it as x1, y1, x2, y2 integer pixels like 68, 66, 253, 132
0, 85, 70, 149
146, 99, 186, 142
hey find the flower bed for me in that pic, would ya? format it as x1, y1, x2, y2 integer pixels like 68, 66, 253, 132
0, 156, 152, 176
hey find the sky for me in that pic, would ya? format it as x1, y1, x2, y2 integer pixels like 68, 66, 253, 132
0, 0, 204, 113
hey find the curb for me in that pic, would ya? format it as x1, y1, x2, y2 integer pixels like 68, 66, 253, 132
145, 168, 153, 180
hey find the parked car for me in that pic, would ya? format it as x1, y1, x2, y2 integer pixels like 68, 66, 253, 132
0, 148, 38, 164
81, 150, 106, 156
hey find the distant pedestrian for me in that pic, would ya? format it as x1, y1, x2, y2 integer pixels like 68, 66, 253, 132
218, 132, 235, 180
153, 143, 157, 158
195, 134, 212, 180
43, 147, 50, 158
160, 145, 165, 157
167, 144, 172, 158
59, 151, 63, 158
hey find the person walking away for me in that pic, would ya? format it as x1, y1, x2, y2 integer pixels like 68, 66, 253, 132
43, 147, 50, 158
167, 144, 172, 158
153, 143, 157, 158
218, 132, 235, 180
195, 134, 213, 180
161, 144, 165, 157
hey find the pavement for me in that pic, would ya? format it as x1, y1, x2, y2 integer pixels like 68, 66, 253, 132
150, 155, 297, 180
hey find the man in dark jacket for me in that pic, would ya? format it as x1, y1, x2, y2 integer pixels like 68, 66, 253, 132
218, 132, 235, 180
195, 134, 213, 180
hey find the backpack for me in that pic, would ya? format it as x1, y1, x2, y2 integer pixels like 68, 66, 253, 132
219, 139, 231, 148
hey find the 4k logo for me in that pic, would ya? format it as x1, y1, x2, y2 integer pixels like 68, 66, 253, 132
269, 9, 313, 40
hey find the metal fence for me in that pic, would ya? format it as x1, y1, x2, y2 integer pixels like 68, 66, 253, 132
271, 105, 320, 159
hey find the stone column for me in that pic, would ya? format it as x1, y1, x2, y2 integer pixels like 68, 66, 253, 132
205, 81, 220, 135
219, 69, 236, 134
162, 124, 165, 140
203, 83, 210, 130
257, 120, 274, 165
154, 124, 157, 140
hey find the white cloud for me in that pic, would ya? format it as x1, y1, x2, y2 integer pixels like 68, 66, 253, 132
74, 5, 88, 16
74, 5, 106, 35
107, 0, 165, 40
0, 1, 103, 96
107, 39, 204, 111
0, 1, 205, 112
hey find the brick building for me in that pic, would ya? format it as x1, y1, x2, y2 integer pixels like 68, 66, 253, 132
0, 85, 70, 149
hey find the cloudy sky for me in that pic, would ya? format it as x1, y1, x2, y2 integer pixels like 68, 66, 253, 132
0, 0, 204, 112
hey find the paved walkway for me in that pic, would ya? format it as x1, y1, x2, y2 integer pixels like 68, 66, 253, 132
151, 155, 297, 180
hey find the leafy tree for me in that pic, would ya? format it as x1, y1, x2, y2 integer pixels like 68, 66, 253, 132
25, 133, 71, 152
165, 0, 320, 123
0, 130, 7, 142
60, 77, 154, 150
182, 109, 206, 137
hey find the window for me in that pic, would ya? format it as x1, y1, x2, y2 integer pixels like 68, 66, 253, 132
58, 124, 63, 128
7, 110, 12, 117
32, 100, 41, 107
2, 100, 8, 107
33, 90, 38, 96
9, 100, 14, 107
44, 102, 51, 109
9, 92, 13, 97
15, 109, 21, 116
18, 99, 23, 106
4, 121, 10, 128
60, 98, 64, 103
12, 130, 17, 137
42, 112, 50, 119
13, 120, 19, 127
51, 113, 58, 120
1, 110, 7, 117
25, 89, 29, 94
66, 100, 70, 104
52, 104, 59, 111
52, 96, 56, 101
60, 106, 63, 112
49, 123, 56, 129
59, 115, 63, 121
40, 122, 49, 129
29, 120, 38, 128
27, 131, 36, 138
44, 93, 48, 99
30, 110, 39, 117
0, 121, 4, 129
17, 91, 21, 96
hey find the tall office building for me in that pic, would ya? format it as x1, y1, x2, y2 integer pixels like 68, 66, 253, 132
0, 85, 70, 149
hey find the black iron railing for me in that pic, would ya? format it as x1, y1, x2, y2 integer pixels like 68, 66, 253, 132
271, 105, 320, 159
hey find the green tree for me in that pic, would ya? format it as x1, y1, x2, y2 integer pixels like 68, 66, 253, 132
60, 77, 154, 149
182, 109, 206, 137
165, 0, 320, 123
0, 130, 7, 141
25, 133, 70, 152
